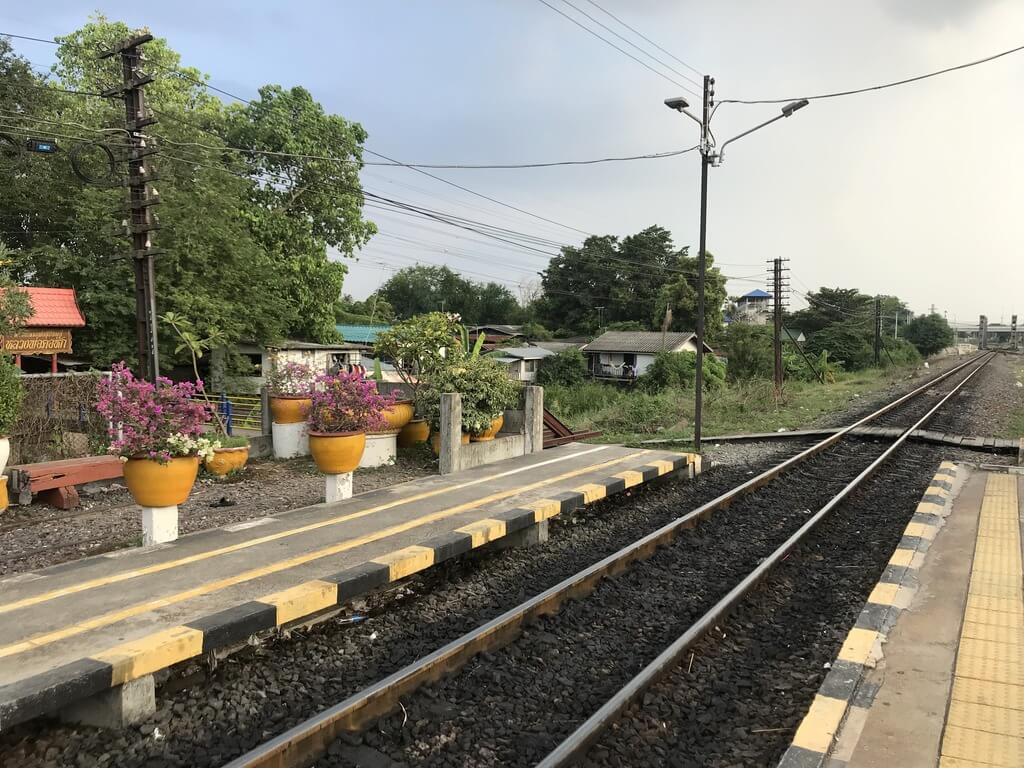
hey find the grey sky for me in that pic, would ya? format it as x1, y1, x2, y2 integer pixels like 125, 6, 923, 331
2, 1, 1022, 327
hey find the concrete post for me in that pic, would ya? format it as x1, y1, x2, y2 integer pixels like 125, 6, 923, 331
260, 385, 272, 436
439, 392, 462, 475
141, 505, 178, 545
524, 386, 544, 454
325, 472, 353, 503
61, 675, 155, 729
272, 422, 308, 459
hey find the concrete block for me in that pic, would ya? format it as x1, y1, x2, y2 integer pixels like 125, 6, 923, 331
359, 432, 397, 468
490, 520, 549, 551
141, 505, 178, 546
439, 393, 462, 475
325, 472, 353, 503
60, 674, 155, 730
524, 386, 544, 454
272, 421, 309, 459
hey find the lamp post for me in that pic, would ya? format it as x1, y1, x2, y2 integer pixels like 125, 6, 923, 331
664, 85, 808, 452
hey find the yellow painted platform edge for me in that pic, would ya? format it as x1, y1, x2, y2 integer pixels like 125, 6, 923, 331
46, 452, 691, 694
778, 462, 961, 766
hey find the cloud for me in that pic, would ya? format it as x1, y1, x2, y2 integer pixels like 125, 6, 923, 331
878, 0, 1007, 28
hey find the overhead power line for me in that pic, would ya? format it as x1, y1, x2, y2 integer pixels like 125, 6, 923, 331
722, 42, 1024, 105
582, 0, 704, 78
557, 0, 701, 89
534, 0, 700, 97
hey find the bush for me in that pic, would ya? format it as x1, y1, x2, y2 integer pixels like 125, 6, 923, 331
884, 338, 922, 366
420, 355, 521, 434
805, 325, 874, 371
593, 391, 686, 435
543, 381, 623, 422
637, 350, 726, 393
307, 371, 392, 434
721, 324, 773, 380
537, 347, 587, 387
0, 354, 22, 435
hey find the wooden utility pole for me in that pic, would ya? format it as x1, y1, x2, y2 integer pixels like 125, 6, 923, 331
101, 33, 161, 381
873, 296, 882, 366
771, 257, 785, 393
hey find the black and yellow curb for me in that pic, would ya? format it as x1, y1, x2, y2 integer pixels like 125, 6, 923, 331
777, 461, 959, 768
0, 452, 696, 731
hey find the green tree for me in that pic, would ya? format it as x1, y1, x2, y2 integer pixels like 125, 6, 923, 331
537, 226, 726, 337
536, 347, 587, 387
637, 350, 726, 392
336, 293, 395, 324
788, 287, 873, 334
0, 18, 375, 365
721, 323, 774, 380
805, 325, 874, 370
378, 265, 476, 320
903, 313, 954, 356
475, 281, 523, 324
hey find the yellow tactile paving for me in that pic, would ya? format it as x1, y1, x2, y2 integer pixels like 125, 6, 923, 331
948, 699, 1024, 738
952, 678, 1024, 712
942, 474, 1024, 768
942, 725, 1024, 767
961, 621, 1024, 646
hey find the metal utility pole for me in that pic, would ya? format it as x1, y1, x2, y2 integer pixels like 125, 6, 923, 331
101, 33, 161, 381
663, 82, 808, 452
692, 74, 712, 453
873, 296, 882, 365
979, 315, 988, 350
1012, 314, 1019, 350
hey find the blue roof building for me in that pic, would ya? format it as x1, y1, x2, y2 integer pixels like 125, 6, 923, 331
335, 324, 390, 346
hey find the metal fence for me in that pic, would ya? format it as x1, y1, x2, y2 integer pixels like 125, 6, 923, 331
210, 392, 264, 434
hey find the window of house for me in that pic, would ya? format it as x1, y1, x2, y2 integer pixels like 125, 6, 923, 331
523, 359, 537, 373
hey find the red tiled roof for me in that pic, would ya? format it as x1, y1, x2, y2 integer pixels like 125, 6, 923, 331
22, 288, 86, 328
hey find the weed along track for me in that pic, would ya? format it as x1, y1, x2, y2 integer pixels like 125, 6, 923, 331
222, 354, 993, 768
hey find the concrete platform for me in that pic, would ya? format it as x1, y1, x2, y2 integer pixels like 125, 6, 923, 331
0, 443, 696, 730
778, 463, 1024, 768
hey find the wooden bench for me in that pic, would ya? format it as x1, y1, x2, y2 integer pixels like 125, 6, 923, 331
5, 455, 124, 509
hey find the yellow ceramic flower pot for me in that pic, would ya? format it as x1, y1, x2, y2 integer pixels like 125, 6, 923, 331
0, 476, 8, 513
381, 400, 415, 433
204, 446, 250, 477
123, 455, 199, 507
429, 431, 470, 456
398, 418, 430, 447
470, 415, 505, 442
309, 431, 366, 474
269, 396, 312, 424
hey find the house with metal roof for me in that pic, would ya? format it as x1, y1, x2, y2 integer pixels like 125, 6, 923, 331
582, 331, 714, 381
488, 345, 554, 382
334, 324, 391, 350
735, 288, 772, 324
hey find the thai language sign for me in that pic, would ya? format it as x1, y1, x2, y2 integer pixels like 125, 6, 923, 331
0, 330, 73, 354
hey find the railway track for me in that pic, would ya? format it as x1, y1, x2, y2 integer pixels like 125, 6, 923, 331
221, 352, 993, 768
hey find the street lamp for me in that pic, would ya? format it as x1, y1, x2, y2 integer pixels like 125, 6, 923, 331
665, 83, 809, 452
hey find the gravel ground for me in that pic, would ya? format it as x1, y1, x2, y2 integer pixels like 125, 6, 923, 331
0, 450, 435, 577
309, 438, 956, 768
0, 448, 813, 768
583, 443, 988, 767
0, 353, 1015, 768
927, 352, 1023, 437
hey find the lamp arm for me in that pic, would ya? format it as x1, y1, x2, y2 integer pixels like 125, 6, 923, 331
715, 112, 787, 166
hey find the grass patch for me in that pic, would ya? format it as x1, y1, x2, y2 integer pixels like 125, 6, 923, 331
546, 367, 919, 449
999, 363, 1024, 440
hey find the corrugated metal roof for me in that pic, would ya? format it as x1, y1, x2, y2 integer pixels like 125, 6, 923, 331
495, 346, 554, 360
469, 324, 523, 336
741, 289, 771, 299
583, 331, 698, 354
335, 324, 390, 344
21, 287, 86, 328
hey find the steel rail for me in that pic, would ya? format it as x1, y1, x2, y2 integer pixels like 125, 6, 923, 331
224, 352, 992, 768
537, 351, 994, 766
